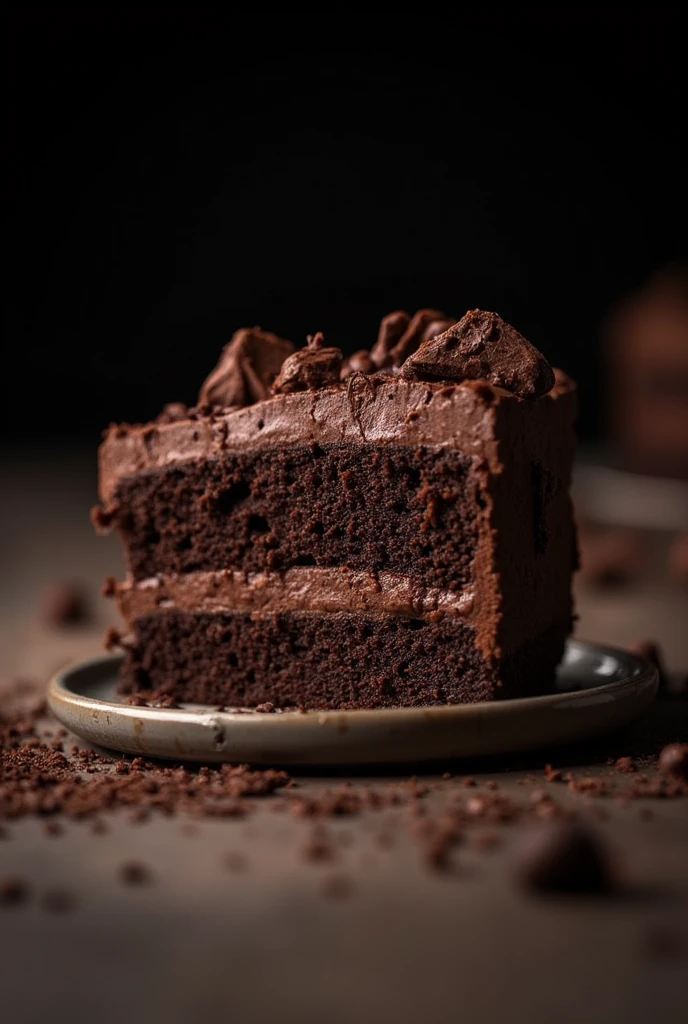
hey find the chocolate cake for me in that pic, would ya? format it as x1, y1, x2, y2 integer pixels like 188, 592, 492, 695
94, 309, 577, 710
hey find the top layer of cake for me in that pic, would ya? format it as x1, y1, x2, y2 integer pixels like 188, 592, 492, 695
98, 308, 567, 506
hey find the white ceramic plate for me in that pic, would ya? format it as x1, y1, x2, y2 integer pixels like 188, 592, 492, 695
46, 640, 657, 765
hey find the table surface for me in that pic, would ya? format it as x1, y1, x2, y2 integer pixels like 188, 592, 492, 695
1, 444, 687, 1024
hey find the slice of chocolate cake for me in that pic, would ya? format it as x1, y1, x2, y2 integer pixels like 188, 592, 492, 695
94, 309, 577, 710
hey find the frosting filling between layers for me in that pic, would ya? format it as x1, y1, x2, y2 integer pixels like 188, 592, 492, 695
116, 568, 477, 624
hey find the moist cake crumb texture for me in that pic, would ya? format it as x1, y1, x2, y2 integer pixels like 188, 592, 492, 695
94, 307, 578, 709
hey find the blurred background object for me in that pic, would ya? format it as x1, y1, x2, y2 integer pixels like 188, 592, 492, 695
4, 7, 687, 445
604, 266, 688, 480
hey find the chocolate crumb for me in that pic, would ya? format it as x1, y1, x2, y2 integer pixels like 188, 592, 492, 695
104, 627, 122, 652
509, 821, 614, 894
43, 821, 64, 837
40, 582, 88, 627
119, 862, 152, 885
125, 694, 149, 707
544, 764, 563, 783
615, 756, 636, 774
90, 503, 119, 534
301, 829, 336, 863
0, 878, 30, 906
155, 695, 180, 709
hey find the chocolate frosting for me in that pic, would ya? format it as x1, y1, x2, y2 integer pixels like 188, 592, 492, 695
401, 309, 555, 400
272, 334, 343, 394
198, 327, 294, 408
115, 568, 476, 624
99, 372, 574, 508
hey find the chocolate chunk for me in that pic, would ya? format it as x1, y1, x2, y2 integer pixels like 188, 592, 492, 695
658, 743, 688, 781
198, 327, 295, 408
340, 350, 376, 379
40, 582, 89, 627
388, 308, 455, 367
509, 821, 614, 893
157, 402, 189, 424
401, 309, 555, 399
119, 861, 152, 885
0, 878, 30, 906
90, 503, 118, 535
370, 309, 455, 369
272, 335, 343, 394
369, 310, 411, 367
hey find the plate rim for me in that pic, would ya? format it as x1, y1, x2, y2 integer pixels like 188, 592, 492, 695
47, 638, 658, 729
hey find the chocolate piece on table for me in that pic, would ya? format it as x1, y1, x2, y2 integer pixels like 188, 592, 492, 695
199, 328, 295, 408
272, 334, 343, 394
401, 309, 555, 399
509, 821, 614, 894
657, 743, 688, 781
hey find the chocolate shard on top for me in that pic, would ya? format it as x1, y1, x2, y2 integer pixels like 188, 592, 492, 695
370, 310, 411, 368
272, 332, 343, 394
198, 327, 295, 408
388, 308, 456, 367
401, 309, 555, 399
370, 309, 456, 369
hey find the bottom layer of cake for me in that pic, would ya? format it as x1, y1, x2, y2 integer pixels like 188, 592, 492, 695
118, 611, 568, 710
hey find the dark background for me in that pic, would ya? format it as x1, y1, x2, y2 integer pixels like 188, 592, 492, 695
6, 8, 687, 443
